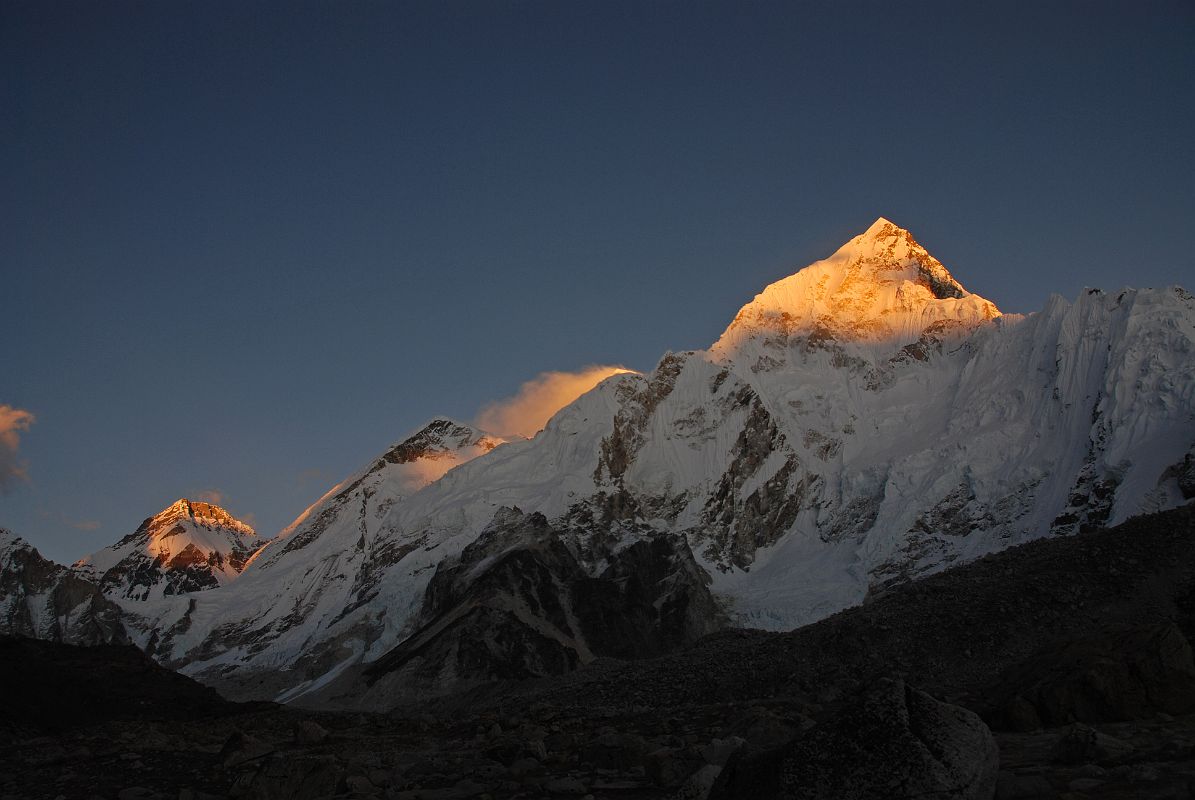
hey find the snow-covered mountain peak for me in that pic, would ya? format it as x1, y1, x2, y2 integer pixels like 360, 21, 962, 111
381, 418, 506, 465
0, 527, 30, 559
248, 417, 510, 573
712, 218, 1001, 359
154, 499, 256, 537
74, 499, 263, 601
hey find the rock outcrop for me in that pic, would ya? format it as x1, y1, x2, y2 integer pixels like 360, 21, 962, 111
323, 508, 724, 706
710, 679, 999, 800
984, 622, 1195, 730
0, 529, 126, 645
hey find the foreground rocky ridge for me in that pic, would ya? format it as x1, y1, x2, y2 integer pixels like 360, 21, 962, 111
4, 505, 1195, 800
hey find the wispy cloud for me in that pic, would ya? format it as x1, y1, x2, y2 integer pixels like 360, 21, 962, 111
295, 468, 332, 488
0, 404, 35, 492
194, 488, 225, 505
38, 509, 101, 533
476, 365, 634, 438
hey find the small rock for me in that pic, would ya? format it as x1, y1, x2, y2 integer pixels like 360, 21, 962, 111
677, 764, 722, 799
178, 790, 226, 800
508, 757, 542, 779
1128, 764, 1161, 782
995, 771, 1055, 800
219, 730, 275, 769
344, 775, 378, 795
1050, 723, 1133, 764
711, 680, 998, 800
117, 789, 155, 800
1069, 777, 1105, 791
543, 776, 587, 795
1073, 764, 1106, 778
293, 719, 330, 745
644, 747, 698, 789
699, 737, 745, 767
451, 779, 486, 797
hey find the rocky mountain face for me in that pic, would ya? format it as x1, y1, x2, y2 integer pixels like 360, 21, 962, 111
0, 497, 262, 644
0, 529, 127, 645
3, 218, 1193, 708
74, 498, 263, 602
325, 507, 724, 707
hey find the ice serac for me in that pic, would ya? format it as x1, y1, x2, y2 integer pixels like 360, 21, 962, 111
75, 499, 263, 601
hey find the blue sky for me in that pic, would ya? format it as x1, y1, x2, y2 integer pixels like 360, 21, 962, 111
3, 0, 1193, 561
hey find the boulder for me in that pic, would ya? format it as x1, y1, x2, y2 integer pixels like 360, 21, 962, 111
985, 623, 1195, 730
1049, 723, 1133, 764
228, 754, 342, 800
219, 731, 274, 769
292, 719, 329, 744
709, 678, 998, 799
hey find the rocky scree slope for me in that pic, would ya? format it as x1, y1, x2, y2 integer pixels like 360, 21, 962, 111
6, 507, 1195, 800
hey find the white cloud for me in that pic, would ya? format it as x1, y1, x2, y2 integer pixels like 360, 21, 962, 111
476, 365, 633, 438
194, 488, 226, 505
0, 404, 35, 492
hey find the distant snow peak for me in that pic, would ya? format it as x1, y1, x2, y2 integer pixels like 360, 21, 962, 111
713, 217, 1001, 358
383, 418, 504, 465
368, 418, 508, 493
258, 416, 511, 568
156, 498, 256, 537
74, 497, 263, 601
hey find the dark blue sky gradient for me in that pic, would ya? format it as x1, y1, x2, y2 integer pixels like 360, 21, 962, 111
3, 1, 1193, 561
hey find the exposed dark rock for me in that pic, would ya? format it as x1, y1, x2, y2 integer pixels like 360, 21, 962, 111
220, 730, 275, 768
292, 719, 329, 744
984, 622, 1195, 730
0, 636, 241, 737
1049, 722, 1134, 764
699, 396, 810, 569
1160, 447, 1195, 500
0, 532, 127, 645
710, 679, 998, 800
345, 508, 723, 704
228, 753, 342, 799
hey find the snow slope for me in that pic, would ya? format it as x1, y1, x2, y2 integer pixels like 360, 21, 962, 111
131, 419, 511, 694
